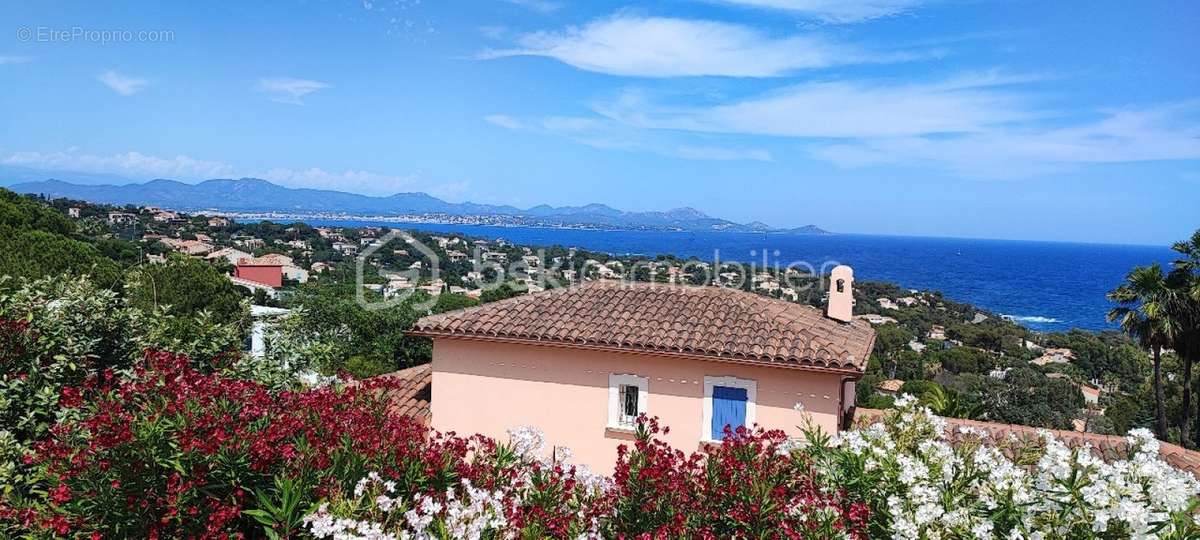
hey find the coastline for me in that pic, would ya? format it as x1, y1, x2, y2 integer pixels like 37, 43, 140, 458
230, 216, 1176, 333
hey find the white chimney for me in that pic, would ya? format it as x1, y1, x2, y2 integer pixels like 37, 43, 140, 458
827, 265, 854, 323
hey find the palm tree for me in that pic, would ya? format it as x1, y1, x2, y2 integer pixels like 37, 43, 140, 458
1170, 230, 1200, 446
921, 385, 985, 420
1108, 264, 1174, 438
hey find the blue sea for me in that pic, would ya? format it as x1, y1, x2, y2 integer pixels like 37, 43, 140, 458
256, 219, 1180, 333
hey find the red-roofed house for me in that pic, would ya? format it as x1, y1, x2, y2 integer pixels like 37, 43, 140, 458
405, 265, 874, 473
234, 258, 283, 288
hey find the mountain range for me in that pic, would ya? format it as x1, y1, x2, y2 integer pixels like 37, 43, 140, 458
5, 176, 830, 234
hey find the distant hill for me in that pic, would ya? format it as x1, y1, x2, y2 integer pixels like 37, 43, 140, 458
8, 177, 832, 234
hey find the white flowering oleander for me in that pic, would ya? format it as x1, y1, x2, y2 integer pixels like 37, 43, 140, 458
506, 425, 545, 461
826, 394, 1200, 540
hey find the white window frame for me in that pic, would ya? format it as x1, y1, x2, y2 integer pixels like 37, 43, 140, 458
607, 373, 649, 430
701, 375, 758, 443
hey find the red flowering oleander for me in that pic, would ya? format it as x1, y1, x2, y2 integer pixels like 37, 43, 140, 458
9, 349, 867, 539
604, 417, 868, 539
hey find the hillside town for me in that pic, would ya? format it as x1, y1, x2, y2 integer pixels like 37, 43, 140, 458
31, 196, 1187, 440
4, 187, 1200, 539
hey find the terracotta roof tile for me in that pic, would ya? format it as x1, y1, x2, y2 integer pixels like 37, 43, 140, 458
409, 281, 875, 372
373, 364, 432, 424
853, 408, 1200, 479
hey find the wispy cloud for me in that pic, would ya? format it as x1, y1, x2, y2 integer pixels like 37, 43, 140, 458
596, 71, 1040, 138
480, 14, 919, 77
255, 77, 330, 105
0, 55, 33, 65
97, 70, 148, 96
2, 150, 234, 179
484, 114, 525, 130
488, 113, 773, 162
589, 71, 1200, 175
501, 0, 560, 13
708, 0, 924, 23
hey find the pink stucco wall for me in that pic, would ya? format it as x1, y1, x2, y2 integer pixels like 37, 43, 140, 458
431, 338, 855, 474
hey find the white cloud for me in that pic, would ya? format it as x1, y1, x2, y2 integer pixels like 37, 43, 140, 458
0, 55, 33, 65
501, 0, 560, 13
480, 14, 914, 77
2, 150, 233, 179
97, 70, 148, 96
484, 114, 525, 130
709, 0, 924, 23
596, 72, 1038, 138
255, 77, 330, 105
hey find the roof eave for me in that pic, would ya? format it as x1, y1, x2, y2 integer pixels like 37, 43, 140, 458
407, 330, 867, 376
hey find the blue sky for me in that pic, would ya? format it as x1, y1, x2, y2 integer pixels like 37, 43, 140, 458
1, 0, 1197, 245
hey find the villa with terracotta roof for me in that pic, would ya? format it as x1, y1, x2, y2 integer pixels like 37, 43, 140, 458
404, 265, 875, 473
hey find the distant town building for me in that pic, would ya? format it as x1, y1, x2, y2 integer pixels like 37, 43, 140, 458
877, 298, 899, 310
207, 216, 231, 228
67, 207, 81, 218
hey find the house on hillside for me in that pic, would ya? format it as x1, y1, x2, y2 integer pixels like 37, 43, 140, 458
206, 247, 254, 266
927, 325, 947, 340
234, 258, 283, 288
107, 212, 137, 225
875, 379, 905, 397
152, 210, 179, 222
207, 216, 231, 228
1031, 348, 1076, 366
230, 275, 276, 299
161, 238, 214, 256
400, 265, 875, 473
232, 235, 265, 249
855, 313, 898, 326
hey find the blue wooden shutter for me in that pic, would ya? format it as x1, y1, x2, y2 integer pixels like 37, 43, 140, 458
711, 386, 747, 440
